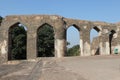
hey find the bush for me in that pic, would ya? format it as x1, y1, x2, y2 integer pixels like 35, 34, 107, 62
66, 45, 80, 56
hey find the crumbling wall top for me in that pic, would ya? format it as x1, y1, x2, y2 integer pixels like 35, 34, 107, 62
5, 15, 63, 21
1, 14, 119, 32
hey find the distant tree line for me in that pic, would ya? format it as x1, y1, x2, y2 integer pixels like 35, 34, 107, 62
66, 45, 80, 56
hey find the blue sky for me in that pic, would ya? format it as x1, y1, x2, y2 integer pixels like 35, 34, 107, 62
1, 0, 120, 47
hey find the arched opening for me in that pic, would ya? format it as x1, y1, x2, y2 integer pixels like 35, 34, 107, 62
37, 23, 55, 57
90, 27, 100, 55
8, 23, 27, 60
109, 30, 116, 54
66, 25, 80, 56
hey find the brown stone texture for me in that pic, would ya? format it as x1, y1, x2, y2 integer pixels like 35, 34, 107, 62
0, 15, 120, 63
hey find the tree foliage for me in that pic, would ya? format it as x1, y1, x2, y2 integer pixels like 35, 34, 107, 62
10, 25, 27, 60
10, 23, 55, 60
66, 45, 80, 56
37, 24, 54, 57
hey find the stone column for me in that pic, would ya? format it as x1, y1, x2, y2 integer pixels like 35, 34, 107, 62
0, 27, 8, 63
80, 29, 91, 56
99, 34, 110, 55
80, 32, 84, 56
27, 29, 37, 59
55, 38, 66, 57
54, 24, 66, 58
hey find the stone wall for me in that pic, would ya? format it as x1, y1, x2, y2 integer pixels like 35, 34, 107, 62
91, 37, 100, 55
0, 15, 120, 63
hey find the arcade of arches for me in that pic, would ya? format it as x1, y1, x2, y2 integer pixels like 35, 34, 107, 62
0, 15, 120, 63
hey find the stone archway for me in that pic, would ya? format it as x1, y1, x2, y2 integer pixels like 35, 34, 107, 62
90, 26, 101, 55
37, 23, 55, 57
0, 15, 119, 63
66, 25, 80, 56
8, 22, 27, 60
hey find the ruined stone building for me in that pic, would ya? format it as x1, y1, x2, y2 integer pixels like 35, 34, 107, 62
0, 15, 120, 63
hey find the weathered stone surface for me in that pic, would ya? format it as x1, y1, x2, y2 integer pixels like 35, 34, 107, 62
0, 15, 120, 63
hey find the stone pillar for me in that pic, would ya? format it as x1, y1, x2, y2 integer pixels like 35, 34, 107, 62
80, 29, 91, 56
80, 35, 84, 56
55, 39, 66, 57
0, 39, 7, 63
54, 23, 66, 58
91, 37, 100, 55
99, 34, 110, 55
0, 28, 8, 63
27, 29, 37, 59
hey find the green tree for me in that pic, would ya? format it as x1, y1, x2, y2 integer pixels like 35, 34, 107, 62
37, 24, 54, 57
66, 45, 80, 56
10, 25, 27, 60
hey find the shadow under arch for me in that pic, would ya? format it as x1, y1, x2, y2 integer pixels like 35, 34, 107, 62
93, 26, 100, 32
37, 23, 55, 57
109, 30, 116, 54
67, 24, 80, 31
8, 22, 27, 60
66, 24, 80, 56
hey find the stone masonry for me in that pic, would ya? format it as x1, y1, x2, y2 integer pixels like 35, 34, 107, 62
0, 15, 120, 63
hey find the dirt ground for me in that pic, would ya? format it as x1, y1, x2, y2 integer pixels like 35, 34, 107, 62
0, 55, 120, 80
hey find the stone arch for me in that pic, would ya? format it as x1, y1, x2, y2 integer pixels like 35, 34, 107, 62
90, 26, 100, 39
66, 24, 81, 56
90, 26, 101, 55
92, 26, 101, 35
6, 21, 28, 31
1, 15, 120, 63
90, 26, 101, 42
37, 22, 55, 32
8, 22, 27, 60
36, 23, 55, 57
93, 26, 100, 32
67, 24, 80, 31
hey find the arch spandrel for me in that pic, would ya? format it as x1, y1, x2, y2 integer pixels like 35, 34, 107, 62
2, 20, 29, 31
37, 22, 54, 29
37, 23, 55, 34
67, 24, 80, 31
